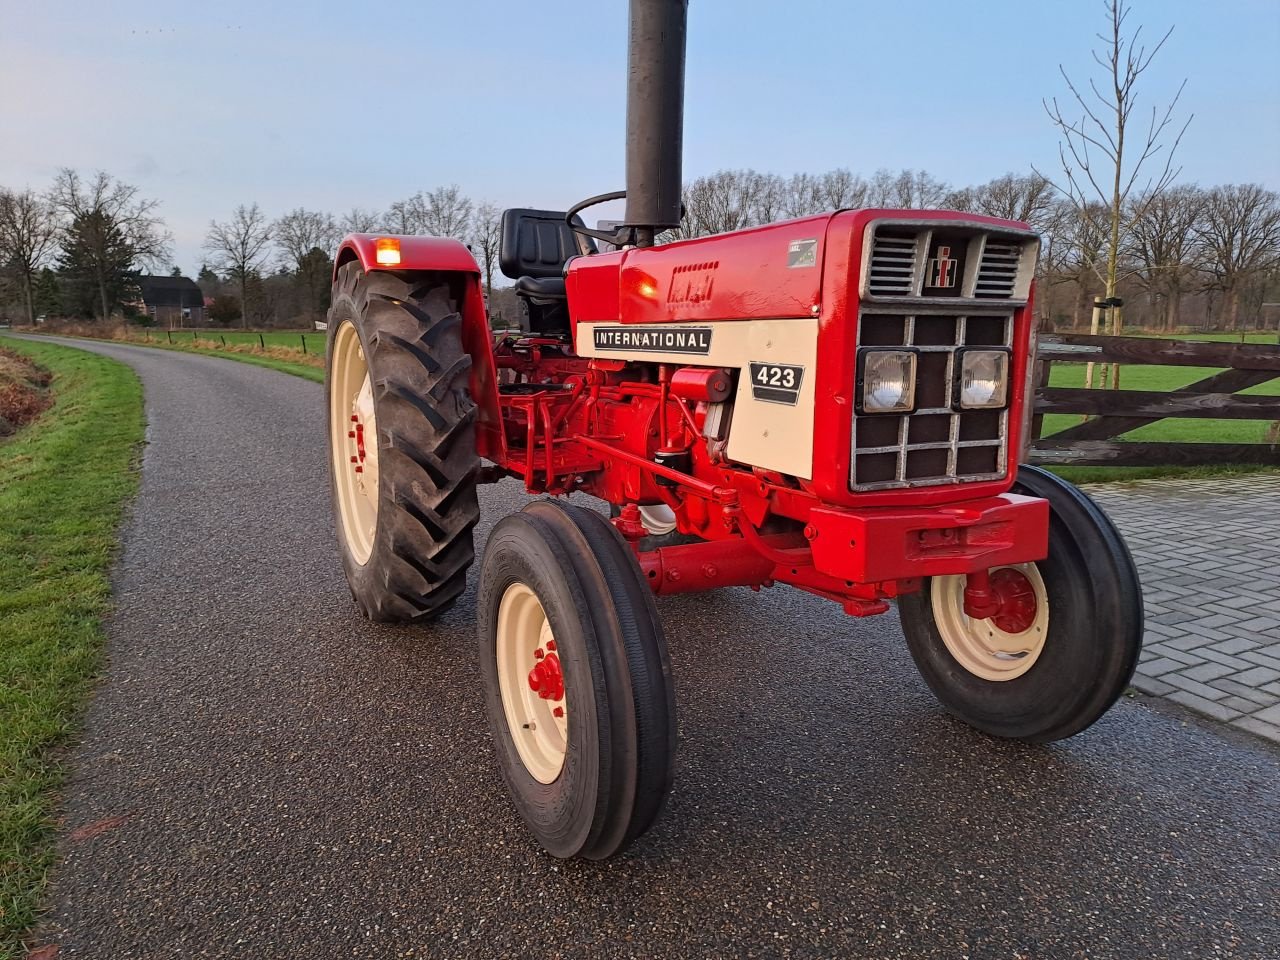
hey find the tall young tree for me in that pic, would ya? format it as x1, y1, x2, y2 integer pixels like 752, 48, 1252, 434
274, 208, 338, 322
0, 188, 62, 324
471, 202, 503, 302
48, 169, 169, 322
204, 203, 273, 328
1040, 0, 1191, 385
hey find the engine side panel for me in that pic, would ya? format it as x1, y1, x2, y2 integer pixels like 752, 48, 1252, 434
576, 318, 819, 479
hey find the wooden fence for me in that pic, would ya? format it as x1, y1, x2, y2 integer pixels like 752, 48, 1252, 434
1028, 334, 1280, 467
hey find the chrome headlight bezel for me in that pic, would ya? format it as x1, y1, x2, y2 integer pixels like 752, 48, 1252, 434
856, 347, 918, 415
952, 347, 1011, 410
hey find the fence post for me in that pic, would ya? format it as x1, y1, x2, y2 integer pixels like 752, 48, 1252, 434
300, 334, 307, 355
258, 333, 265, 351
166, 330, 173, 344
221, 335, 226, 347
193, 331, 198, 343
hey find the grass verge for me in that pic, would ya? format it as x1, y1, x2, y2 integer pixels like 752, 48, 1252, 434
22, 330, 323, 385
0, 340, 144, 958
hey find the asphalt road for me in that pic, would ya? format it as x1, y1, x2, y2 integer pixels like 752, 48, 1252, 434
19, 336, 1280, 960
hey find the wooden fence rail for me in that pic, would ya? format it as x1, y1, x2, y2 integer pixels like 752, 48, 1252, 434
1029, 334, 1280, 468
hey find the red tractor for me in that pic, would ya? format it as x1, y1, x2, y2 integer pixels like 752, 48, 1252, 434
325, 0, 1142, 860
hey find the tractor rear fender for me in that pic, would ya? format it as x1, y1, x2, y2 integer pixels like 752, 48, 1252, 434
334, 233, 505, 461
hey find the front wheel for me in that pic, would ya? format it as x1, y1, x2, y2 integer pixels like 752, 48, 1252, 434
898, 465, 1143, 743
478, 500, 676, 859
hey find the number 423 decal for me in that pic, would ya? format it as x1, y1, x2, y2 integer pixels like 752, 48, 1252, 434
748, 362, 805, 405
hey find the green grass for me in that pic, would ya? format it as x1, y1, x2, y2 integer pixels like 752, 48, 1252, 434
51, 332, 325, 385
1042, 362, 1280, 445
134, 339, 324, 384
1037, 339, 1280, 483
0, 338, 144, 958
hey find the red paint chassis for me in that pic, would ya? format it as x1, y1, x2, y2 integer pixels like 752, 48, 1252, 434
334, 209, 1050, 617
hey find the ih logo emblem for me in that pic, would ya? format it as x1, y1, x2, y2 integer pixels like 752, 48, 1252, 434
927, 246, 958, 289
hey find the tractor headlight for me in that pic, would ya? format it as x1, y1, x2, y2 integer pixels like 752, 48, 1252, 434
955, 348, 1010, 410
857, 349, 917, 414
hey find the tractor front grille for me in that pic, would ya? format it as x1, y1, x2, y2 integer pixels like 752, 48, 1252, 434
851, 312, 1012, 491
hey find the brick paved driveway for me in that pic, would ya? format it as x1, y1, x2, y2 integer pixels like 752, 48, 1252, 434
1089, 473, 1280, 743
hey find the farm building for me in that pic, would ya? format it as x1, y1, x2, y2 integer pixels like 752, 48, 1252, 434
138, 276, 205, 326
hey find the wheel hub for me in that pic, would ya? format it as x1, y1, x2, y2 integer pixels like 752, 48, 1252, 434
496, 584, 569, 783
931, 563, 1050, 682
988, 567, 1038, 634
348, 371, 379, 495
528, 642, 565, 702
329, 322, 379, 565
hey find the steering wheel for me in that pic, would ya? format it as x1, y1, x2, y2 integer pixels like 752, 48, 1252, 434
565, 191, 631, 248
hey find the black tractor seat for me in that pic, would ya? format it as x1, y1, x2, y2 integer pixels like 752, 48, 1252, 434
513, 275, 567, 301
500, 207, 596, 334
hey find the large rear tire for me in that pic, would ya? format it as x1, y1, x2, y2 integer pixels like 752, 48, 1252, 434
898, 465, 1143, 743
326, 262, 480, 622
478, 500, 676, 859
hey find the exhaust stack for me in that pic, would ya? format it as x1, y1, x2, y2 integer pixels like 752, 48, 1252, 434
623, 0, 688, 247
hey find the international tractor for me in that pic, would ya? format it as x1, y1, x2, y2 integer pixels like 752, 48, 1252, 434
324, 0, 1143, 860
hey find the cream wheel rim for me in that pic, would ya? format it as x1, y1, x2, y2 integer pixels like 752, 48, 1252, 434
638, 504, 678, 537
496, 582, 568, 784
329, 320, 379, 566
931, 563, 1050, 682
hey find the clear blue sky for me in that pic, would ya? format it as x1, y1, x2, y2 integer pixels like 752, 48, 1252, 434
3, 0, 1278, 273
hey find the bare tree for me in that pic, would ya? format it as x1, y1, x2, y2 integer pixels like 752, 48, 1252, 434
1040, 0, 1191, 385
204, 203, 273, 328
471, 202, 503, 303
0, 188, 62, 324
867, 169, 951, 208
783, 172, 823, 218
1044, 201, 1112, 330
48, 169, 170, 322
275, 208, 339, 323
385, 197, 420, 234
967, 173, 1058, 228
682, 170, 761, 237
420, 185, 473, 239
1195, 184, 1280, 330
749, 173, 787, 225
1128, 184, 1205, 329
339, 207, 383, 234
820, 169, 869, 210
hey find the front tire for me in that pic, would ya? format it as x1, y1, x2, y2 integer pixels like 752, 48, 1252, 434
478, 500, 676, 859
326, 263, 480, 622
899, 465, 1143, 743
